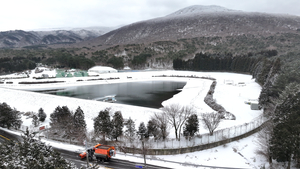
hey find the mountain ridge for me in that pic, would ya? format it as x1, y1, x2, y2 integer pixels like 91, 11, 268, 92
0, 27, 115, 48
166, 5, 240, 17
1, 5, 300, 49
87, 5, 300, 46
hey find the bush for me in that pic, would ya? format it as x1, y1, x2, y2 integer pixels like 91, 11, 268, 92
38, 108, 47, 122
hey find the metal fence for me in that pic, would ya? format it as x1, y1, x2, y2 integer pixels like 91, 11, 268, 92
119, 114, 267, 149
20, 114, 267, 150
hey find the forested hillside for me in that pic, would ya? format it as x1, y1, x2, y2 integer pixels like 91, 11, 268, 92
1, 32, 300, 73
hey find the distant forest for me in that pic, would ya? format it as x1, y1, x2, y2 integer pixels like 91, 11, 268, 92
173, 50, 277, 72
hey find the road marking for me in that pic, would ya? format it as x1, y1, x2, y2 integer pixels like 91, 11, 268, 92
0, 135, 10, 141
88, 163, 112, 169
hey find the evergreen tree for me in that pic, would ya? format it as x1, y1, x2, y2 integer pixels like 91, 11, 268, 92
0, 102, 22, 129
137, 122, 147, 140
37, 107, 47, 122
270, 92, 300, 168
94, 108, 112, 140
276, 82, 300, 105
0, 129, 78, 169
32, 114, 39, 127
50, 106, 73, 137
111, 111, 124, 141
183, 114, 199, 137
73, 106, 87, 142
256, 58, 273, 85
125, 117, 135, 142
146, 119, 159, 139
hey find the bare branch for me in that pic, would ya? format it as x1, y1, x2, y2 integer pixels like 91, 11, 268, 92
254, 121, 273, 165
201, 112, 222, 135
152, 112, 169, 140
161, 104, 195, 140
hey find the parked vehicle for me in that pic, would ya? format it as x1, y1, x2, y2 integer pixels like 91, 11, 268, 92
79, 147, 94, 161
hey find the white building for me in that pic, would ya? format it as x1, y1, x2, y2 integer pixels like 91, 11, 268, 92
88, 66, 118, 76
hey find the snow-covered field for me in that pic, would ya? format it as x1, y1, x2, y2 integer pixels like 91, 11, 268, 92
0, 70, 267, 168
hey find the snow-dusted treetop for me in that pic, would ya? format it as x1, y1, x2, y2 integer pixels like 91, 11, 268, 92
166, 5, 240, 17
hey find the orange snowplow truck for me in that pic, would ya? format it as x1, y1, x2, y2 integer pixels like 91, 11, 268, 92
93, 144, 115, 163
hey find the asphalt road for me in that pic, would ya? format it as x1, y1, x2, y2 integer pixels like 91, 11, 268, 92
0, 129, 22, 142
0, 128, 171, 169
57, 147, 171, 169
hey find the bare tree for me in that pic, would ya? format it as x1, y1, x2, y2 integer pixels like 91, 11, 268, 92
152, 112, 169, 140
162, 104, 194, 140
255, 121, 273, 166
201, 112, 222, 135
179, 106, 195, 140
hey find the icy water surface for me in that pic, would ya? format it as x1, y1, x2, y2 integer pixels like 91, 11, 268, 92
39, 81, 186, 108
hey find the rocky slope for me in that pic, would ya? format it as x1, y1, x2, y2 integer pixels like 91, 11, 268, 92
91, 5, 300, 46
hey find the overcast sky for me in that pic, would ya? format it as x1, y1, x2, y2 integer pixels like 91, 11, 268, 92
1, 0, 299, 32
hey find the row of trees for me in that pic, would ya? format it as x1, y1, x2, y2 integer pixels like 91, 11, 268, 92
250, 51, 300, 168
0, 103, 47, 130
92, 105, 222, 143
0, 101, 222, 149
173, 52, 262, 73
256, 89, 300, 169
0, 48, 95, 74
93, 108, 124, 141
49, 106, 87, 144
0, 57, 37, 73
44, 55, 95, 70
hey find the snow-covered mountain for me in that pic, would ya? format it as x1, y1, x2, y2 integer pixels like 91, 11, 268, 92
166, 5, 239, 17
90, 5, 300, 45
0, 27, 116, 48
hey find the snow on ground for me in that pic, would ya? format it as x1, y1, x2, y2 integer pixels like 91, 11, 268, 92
0, 70, 266, 168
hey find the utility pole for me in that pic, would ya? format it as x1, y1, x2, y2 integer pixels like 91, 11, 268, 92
141, 135, 146, 167
85, 139, 89, 167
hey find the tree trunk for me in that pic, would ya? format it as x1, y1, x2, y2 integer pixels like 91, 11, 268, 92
174, 127, 178, 140
268, 155, 272, 165
287, 156, 291, 169
178, 121, 186, 141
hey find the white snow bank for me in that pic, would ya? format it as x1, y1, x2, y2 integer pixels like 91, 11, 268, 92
0, 70, 265, 168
